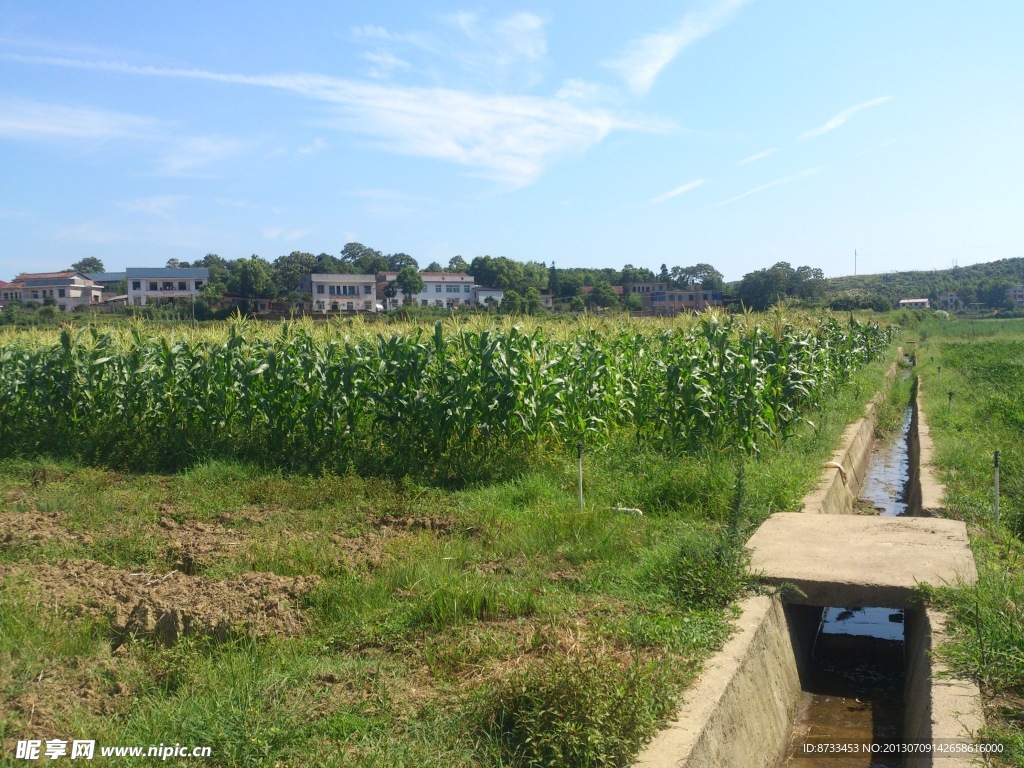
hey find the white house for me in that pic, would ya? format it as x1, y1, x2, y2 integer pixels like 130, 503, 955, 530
473, 287, 505, 307
126, 268, 209, 306
898, 298, 930, 309
379, 271, 476, 309
10, 271, 103, 312
298, 273, 378, 312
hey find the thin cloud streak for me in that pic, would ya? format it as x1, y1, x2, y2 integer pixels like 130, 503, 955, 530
738, 147, 777, 165
0, 98, 156, 140
716, 167, 820, 206
798, 96, 892, 140
4, 53, 666, 187
651, 179, 707, 204
604, 0, 747, 94
0, 96, 249, 176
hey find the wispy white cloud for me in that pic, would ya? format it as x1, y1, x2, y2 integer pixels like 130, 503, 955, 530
798, 96, 892, 141
350, 189, 432, 203
651, 179, 707, 204
263, 227, 312, 242
297, 137, 328, 154
54, 218, 133, 244
160, 135, 252, 176
120, 195, 187, 219
350, 24, 434, 51
738, 147, 778, 165
361, 50, 411, 80
857, 138, 898, 155
554, 78, 613, 104
442, 11, 549, 85
0, 95, 249, 176
0, 98, 156, 140
717, 167, 820, 206
604, 0, 747, 94
5, 54, 666, 187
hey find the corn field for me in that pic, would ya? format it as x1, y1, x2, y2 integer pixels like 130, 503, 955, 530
0, 313, 895, 483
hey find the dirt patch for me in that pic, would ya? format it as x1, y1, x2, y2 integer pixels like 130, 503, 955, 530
373, 514, 460, 535
0, 559, 319, 645
156, 516, 246, 573
2, 660, 131, 741
0, 510, 90, 548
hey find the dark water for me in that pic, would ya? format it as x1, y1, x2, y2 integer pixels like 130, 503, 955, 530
781, 396, 915, 766
780, 632, 904, 767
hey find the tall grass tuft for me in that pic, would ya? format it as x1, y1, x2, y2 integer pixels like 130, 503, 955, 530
476, 651, 677, 768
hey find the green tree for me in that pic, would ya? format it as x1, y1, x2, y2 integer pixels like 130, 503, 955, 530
382, 281, 399, 310
193, 254, 231, 286
425, 261, 444, 272
272, 251, 318, 295
396, 267, 424, 306
71, 257, 104, 273
619, 264, 655, 285
520, 261, 549, 292
447, 255, 470, 273
229, 256, 276, 299
470, 256, 524, 291
501, 289, 523, 314
589, 281, 619, 308
569, 295, 586, 312
558, 272, 583, 298
388, 253, 419, 271
524, 287, 542, 314
340, 243, 389, 274
315, 253, 345, 273
625, 293, 643, 311
548, 262, 561, 297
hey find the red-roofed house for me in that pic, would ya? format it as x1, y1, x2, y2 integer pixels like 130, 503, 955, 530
1, 279, 24, 309
12, 271, 103, 312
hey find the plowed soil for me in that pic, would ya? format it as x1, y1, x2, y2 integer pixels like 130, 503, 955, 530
0, 559, 320, 645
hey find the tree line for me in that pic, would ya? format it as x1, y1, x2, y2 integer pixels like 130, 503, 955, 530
66, 248, 1023, 314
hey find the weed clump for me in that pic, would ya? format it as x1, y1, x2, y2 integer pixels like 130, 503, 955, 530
667, 530, 751, 610
477, 651, 677, 768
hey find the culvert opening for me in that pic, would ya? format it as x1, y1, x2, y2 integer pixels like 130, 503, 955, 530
781, 605, 907, 766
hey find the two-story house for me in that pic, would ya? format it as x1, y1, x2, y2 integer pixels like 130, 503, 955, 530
126, 268, 209, 306
378, 272, 476, 309
298, 273, 378, 312
11, 271, 103, 312
1, 279, 24, 309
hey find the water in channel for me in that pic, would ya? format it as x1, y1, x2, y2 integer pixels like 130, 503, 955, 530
780, 400, 915, 767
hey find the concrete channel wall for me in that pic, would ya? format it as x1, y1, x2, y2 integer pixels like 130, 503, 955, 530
633, 596, 804, 768
634, 361, 984, 768
800, 359, 899, 515
903, 608, 986, 768
906, 376, 946, 517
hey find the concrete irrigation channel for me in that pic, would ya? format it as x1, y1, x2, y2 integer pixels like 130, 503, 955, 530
635, 362, 984, 768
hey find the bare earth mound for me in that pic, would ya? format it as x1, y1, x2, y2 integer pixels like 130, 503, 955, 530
0, 510, 90, 547
0, 559, 320, 644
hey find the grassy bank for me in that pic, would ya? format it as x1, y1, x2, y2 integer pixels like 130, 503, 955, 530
914, 317, 1024, 765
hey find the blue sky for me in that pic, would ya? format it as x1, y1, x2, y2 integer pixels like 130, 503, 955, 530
2, 1, 1022, 281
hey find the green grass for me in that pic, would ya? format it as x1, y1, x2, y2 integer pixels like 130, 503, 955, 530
915, 317, 1024, 765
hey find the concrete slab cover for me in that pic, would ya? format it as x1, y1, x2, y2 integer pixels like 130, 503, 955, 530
747, 513, 977, 608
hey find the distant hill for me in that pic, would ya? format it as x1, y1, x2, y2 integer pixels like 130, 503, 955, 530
824, 257, 1024, 308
